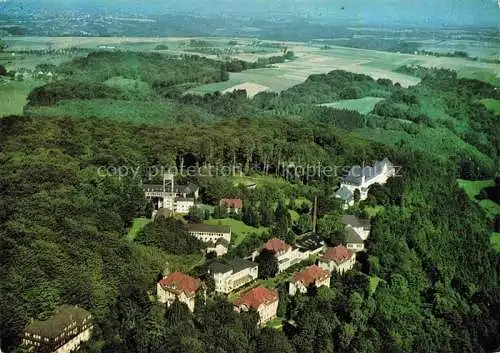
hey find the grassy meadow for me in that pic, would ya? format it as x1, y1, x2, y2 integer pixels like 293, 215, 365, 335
0, 80, 44, 116
318, 97, 384, 114
204, 218, 268, 247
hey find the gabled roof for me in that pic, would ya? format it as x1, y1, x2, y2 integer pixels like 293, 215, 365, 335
341, 214, 371, 229
175, 183, 199, 194
187, 223, 231, 234
344, 159, 393, 185
234, 286, 278, 309
345, 227, 364, 244
219, 198, 243, 209
143, 184, 163, 192
292, 265, 330, 286
335, 185, 353, 201
158, 272, 201, 297
320, 246, 354, 265
296, 233, 325, 252
25, 305, 91, 338
262, 238, 291, 253
210, 258, 257, 274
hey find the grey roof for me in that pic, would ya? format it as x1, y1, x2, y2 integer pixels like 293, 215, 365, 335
344, 159, 393, 186
341, 215, 371, 229
335, 185, 353, 201
210, 258, 257, 274
296, 233, 325, 251
143, 184, 163, 192
25, 305, 91, 338
187, 223, 231, 234
345, 227, 364, 244
175, 183, 199, 194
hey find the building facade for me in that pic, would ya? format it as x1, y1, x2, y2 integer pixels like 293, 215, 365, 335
143, 174, 197, 215
157, 272, 203, 312
22, 305, 93, 353
289, 265, 331, 296
319, 246, 356, 274
234, 286, 279, 325
187, 224, 232, 243
253, 238, 308, 273
335, 158, 395, 207
210, 259, 258, 294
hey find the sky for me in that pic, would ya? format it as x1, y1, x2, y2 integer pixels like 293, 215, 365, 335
4, 0, 500, 27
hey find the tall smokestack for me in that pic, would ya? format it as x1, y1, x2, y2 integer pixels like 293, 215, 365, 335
312, 196, 318, 233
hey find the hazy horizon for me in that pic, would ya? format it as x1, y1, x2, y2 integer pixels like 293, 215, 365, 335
2, 0, 500, 27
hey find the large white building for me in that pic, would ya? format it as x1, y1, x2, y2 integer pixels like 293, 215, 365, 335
335, 158, 395, 208
209, 259, 258, 294
252, 238, 309, 273
143, 174, 198, 215
157, 272, 203, 312
234, 286, 279, 325
22, 305, 93, 353
187, 224, 232, 243
319, 246, 356, 274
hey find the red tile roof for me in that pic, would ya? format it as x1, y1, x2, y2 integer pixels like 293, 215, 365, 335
320, 246, 354, 265
292, 265, 330, 286
219, 198, 243, 209
158, 272, 201, 297
262, 238, 290, 253
234, 286, 278, 309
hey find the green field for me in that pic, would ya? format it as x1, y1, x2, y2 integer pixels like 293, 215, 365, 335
0, 80, 44, 116
318, 97, 384, 114
204, 218, 268, 247
491, 233, 500, 253
480, 99, 500, 115
127, 217, 151, 241
185, 78, 245, 95
457, 179, 495, 199
25, 99, 184, 125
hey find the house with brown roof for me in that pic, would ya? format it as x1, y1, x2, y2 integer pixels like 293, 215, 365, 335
252, 238, 307, 273
319, 245, 356, 274
219, 198, 243, 213
234, 286, 279, 325
22, 305, 93, 353
157, 272, 203, 312
289, 265, 331, 295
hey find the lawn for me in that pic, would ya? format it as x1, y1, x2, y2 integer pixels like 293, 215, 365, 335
204, 218, 268, 247
127, 217, 150, 241
318, 97, 385, 115
369, 276, 382, 295
491, 233, 500, 253
480, 99, 500, 115
0, 79, 44, 116
457, 179, 499, 219
364, 205, 384, 218
266, 317, 283, 330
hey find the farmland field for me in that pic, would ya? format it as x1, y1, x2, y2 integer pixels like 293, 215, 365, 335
480, 99, 500, 115
318, 97, 384, 114
0, 80, 44, 116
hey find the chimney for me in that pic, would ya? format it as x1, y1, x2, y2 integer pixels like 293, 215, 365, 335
312, 196, 318, 233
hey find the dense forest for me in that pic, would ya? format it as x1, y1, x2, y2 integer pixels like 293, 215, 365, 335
1, 50, 500, 353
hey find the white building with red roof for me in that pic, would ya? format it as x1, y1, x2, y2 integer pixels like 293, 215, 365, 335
219, 198, 243, 213
234, 286, 279, 325
319, 245, 356, 274
289, 264, 331, 295
157, 272, 203, 312
252, 238, 307, 273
